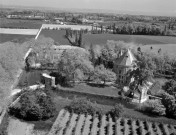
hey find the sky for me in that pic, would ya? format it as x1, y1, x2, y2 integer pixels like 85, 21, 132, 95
1, 0, 176, 16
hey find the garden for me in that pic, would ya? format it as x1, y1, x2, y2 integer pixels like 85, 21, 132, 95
4, 87, 176, 134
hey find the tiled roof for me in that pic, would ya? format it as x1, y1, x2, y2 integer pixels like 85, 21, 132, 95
115, 49, 136, 67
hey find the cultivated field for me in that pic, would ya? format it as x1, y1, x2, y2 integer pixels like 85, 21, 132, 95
83, 34, 176, 45
0, 28, 39, 35
0, 34, 34, 43
0, 18, 43, 29
39, 29, 71, 45
48, 109, 176, 135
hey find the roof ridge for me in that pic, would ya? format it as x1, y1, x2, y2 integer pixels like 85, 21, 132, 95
115, 49, 136, 67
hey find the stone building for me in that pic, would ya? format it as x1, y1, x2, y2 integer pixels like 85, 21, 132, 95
114, 48, 153, 103
114, 49, 136, 86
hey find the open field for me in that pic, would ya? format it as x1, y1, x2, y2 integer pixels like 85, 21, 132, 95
39, 29, 176, 47
39, 29, 71, 45
0, 18, 43, 29
83, 33, 176, 45
0, 34, 34, 43
140, 44, 176, 58
49, 109, 176, 135
0, 28, 39, 35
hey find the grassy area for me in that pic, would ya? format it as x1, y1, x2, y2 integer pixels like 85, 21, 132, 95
16, 70, 176, 124
141, 44, 176, 58
39, 29, 71, 45
0, 18, 43, 29
53, 86, 176, 125
17, 70, 42, 88
59, 83, 120, 97
82, 33, 176, 46
0, 34, 34, 43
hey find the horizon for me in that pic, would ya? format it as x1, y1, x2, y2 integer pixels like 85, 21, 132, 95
0, 0, 176, 17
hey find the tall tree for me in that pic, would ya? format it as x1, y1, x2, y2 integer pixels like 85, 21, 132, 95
75, 31, 78, 46
129, 53, 154, 93
93, 64, 116, 85
78, 31, 83, 47
57, 49, 94, 85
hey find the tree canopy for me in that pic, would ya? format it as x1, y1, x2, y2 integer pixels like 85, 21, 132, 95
163, 79, 176, 97
0, 41, 31, 108
0, 36, 54, 109
93, 64, 116, 85
57, 49, 94, 85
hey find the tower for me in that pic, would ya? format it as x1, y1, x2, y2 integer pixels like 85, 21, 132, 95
114, 49, 136, 85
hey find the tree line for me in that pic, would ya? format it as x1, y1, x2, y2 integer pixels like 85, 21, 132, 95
90, 23, 175, 36
112, 23, 175, 36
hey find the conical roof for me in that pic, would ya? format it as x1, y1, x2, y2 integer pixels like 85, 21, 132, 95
115, 49, 136, 67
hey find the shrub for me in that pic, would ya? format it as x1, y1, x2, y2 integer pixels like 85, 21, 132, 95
65, 98, 103, 116
138, 100, 166, 116
109, 103, 124, 118
161, 92, 176, 119
163, 79, 176, 96
9, 88, 56, 121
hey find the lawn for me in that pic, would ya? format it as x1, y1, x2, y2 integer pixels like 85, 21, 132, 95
17, 70, 42, 88
58, 83, 120, 97
82, 33, 176, 45
39, 29, 71, 45
0, 34, 34, 43
16, 70, 176, 125
51, 88, 176, 125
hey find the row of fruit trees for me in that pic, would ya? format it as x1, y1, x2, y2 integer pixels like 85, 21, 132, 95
48, 109, 176, 135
